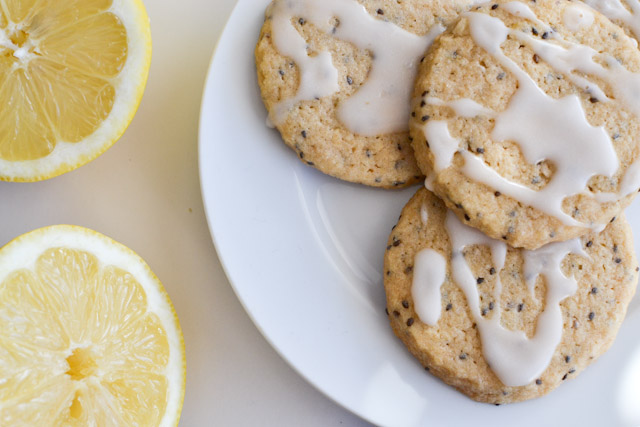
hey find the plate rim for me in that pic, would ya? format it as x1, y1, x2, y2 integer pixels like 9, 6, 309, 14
196, 1, 378, 424
197, 1, 640, 426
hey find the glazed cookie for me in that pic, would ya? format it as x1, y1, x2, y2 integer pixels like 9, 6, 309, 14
255, 0, 479, 188
410, 0, 640, 248
384, 188, 638, 404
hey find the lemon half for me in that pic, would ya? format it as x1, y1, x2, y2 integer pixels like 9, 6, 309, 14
0, 226, 185, 426
0, 0, 152, 181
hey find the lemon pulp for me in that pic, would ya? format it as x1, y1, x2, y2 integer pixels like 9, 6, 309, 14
0, 226, 184, 426
0, 0, 151, 181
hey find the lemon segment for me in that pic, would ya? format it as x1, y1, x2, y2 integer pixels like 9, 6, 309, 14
0, 226, 185, 426
0, 0, 151, 181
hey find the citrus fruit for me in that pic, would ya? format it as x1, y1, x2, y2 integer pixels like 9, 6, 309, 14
0, 0, 152, 181
0, 225, 185, 426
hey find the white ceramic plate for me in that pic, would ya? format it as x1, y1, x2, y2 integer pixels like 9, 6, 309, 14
198, 1, 640, 425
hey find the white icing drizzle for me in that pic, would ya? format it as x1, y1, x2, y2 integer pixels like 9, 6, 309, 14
509, 30, 609, 102
424, 121, 461, 172
563, 4, 595, 32
412, 210, 584, 386
420, 203, 429, 225
269, 0, 442, 135
423, 9, 640, 226
596, 159, 640, 202
583, 0, 640, 40
502, 1, 550, 30
412, 248, 447, 326
424, 121, 592, 226
425, 97, 494, 118
424, 173, 436, 192
269, 1, 339, 124
497, 3, 640, 116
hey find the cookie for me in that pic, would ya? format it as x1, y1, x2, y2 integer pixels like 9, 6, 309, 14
384, 188, 638, 404
410, 0, 640, 249
255, 0, 479, 188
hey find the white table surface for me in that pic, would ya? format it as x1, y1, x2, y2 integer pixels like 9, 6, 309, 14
0, 0, 370, 425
